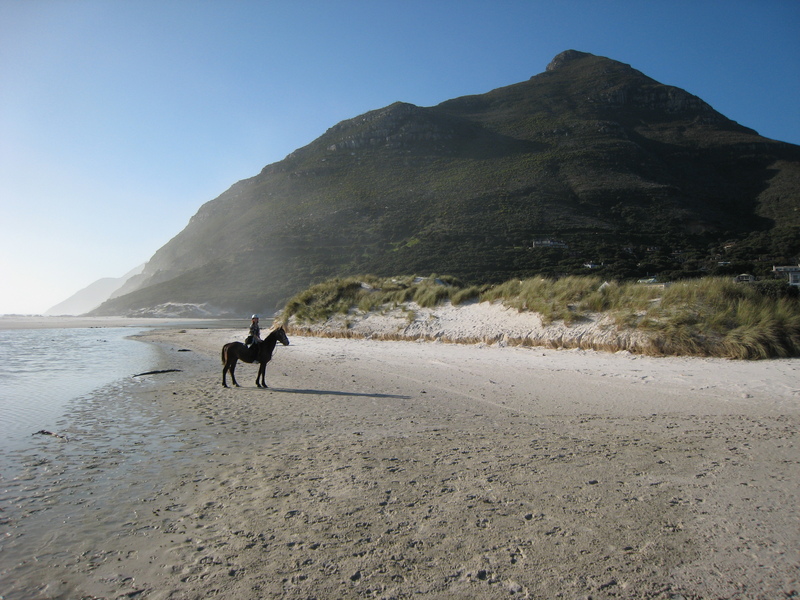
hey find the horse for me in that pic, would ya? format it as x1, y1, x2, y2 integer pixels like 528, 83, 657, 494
221, 326, 290, 388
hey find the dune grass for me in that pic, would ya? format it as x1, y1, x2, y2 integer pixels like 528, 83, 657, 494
281, 275, 468, 323
279, 274, 800, 359
647, 278, 800, 358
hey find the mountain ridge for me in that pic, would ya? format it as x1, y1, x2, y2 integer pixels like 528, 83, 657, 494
88, 50, 800, 317
45, 264, 144, 316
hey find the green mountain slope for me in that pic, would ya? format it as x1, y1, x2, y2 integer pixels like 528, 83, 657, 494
91, 50, 800, 316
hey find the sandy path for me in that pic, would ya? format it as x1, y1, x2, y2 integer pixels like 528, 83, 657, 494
1, 329, 798, 599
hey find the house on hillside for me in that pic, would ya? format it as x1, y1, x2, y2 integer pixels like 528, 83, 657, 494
734, 273, 756, 283
773, 265, 800, 287
531, 238, 568, 249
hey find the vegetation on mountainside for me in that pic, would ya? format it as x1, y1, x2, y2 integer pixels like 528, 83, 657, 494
87, 50, 800, 318
280, 274, 800, 359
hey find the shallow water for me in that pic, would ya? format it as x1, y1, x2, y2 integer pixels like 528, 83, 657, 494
0, 344, 212, 600
0, 327, 158, 452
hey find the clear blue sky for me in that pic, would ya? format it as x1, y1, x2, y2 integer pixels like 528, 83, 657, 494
1, 0, 798, 314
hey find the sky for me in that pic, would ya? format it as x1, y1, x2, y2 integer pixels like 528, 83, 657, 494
1, 1, 798, 315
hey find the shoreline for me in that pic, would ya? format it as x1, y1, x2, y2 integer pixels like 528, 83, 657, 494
0, 324, 172, 453
1, 327, 797, 599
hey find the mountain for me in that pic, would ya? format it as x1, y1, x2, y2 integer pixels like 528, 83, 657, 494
89, 50, 800, 317
45, 264, 144, 316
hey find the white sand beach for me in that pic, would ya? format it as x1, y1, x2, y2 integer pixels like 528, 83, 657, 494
1, 315, 798, 599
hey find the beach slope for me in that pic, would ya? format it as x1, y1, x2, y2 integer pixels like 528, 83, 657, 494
1, 327, 798, 599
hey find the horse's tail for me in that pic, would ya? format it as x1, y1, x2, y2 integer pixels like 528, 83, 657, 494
221, 344, 227, 365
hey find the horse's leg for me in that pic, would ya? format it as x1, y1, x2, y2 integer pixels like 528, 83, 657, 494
230, 360, 240, 387
222, 350, 231, 387
256, 361, 267, 388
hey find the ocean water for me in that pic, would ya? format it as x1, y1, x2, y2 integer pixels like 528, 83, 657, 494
0, 327, 158, 451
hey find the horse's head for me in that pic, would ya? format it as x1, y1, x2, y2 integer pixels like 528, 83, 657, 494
275, 326, 290, 346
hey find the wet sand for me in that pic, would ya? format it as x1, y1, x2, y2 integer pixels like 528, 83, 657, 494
1, 327, 798, 599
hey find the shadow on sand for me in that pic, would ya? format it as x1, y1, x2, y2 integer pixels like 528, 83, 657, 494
266, 387, 411, 400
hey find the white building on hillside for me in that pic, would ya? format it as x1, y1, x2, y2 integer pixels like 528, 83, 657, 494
772, 265, 800, 287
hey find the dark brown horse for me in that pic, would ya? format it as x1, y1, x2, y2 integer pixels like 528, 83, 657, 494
221, 326, 289, 388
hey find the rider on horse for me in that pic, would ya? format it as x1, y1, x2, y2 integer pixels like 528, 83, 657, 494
246, 314, 262, 347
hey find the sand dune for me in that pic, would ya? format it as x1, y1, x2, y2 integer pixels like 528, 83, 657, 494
285, 300, 656, 353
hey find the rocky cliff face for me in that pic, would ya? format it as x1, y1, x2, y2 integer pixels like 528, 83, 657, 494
325, 103, 462, 151
546, 49, 593, 71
